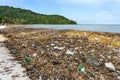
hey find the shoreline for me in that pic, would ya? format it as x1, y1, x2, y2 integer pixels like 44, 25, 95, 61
2, 24, 120, 33
27, 24, 120, 33
1, 25, 120, 80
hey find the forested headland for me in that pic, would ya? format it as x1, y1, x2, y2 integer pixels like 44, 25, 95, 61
0, 6, 77, 24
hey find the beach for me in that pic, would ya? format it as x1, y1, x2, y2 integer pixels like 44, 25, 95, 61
0, 26, 30, 80
1, 25, 120, 80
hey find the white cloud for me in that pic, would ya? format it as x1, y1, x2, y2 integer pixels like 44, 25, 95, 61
58, 0, 120, 6
78, 10, 120, 24
57, 5, 119, 24
58, 0, 120, 24
59, 0, 109, 4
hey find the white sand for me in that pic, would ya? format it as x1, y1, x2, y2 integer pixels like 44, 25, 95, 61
0, 25, 6, 29
0, 26, 30, 80
0, 35, 8, 42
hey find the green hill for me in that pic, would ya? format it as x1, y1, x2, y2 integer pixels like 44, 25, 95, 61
0, 6, 77, 24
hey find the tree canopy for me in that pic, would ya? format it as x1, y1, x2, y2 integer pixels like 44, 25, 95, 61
0, 6, 77, 24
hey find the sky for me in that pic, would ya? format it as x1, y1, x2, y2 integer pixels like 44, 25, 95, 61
0, 0, 120, 24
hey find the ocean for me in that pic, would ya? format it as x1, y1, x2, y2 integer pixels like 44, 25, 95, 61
28, 24, 120, 33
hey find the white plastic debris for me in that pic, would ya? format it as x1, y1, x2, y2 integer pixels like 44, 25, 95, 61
57, 47, 65, 50
33, 53, 37, 57
32, 44, 35, 47
66, 50, 74, 55
81, 67, 86, 74
105, 62, 116, 71
37, 76, 42, 80
54, 46, 65, 50
99, 55, 105, 59
51, 43, 55, 46
22, 44, 27, 47
54, 53, 59, 57
54, 46, 59, 49
77, 66, 86, 74
90, 49, 95, 52
117, 76, 120, 80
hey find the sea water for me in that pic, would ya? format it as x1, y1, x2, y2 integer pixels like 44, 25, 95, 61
28, 24, 120, 33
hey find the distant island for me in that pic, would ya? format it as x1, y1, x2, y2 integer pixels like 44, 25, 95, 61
0, 6, 77, 24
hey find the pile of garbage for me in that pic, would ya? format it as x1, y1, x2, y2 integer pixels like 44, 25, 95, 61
2, 26, 120, 80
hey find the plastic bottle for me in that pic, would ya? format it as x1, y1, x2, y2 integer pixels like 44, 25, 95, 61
77, 66, 86, 74
25, 56, 31, 63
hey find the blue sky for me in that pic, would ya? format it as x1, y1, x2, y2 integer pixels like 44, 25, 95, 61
0, 0, 120, 24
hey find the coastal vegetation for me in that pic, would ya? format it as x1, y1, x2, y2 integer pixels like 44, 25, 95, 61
0, 6, 76, 24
